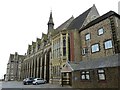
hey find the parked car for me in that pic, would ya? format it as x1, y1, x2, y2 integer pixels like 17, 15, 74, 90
23, 77, 35, 85
32, 78, 46, 85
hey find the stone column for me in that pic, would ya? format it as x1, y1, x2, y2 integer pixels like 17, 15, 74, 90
40, 56, 42, 78
44, 53, 46, 80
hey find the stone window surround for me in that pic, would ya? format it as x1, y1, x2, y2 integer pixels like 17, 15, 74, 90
82, 47, 88, 55
85, 33, 91, 41
98, 27, 104, 36
97, 69, 106, 81
80, 71, 90, 80
91, 43, 100, 53
103, 39, 113, 50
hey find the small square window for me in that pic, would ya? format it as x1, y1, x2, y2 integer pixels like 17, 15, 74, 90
104, 40, 113, 49
81, 71, 90, 80
98, 28, 104, 35
85, 33, 90, 40
91, 44, 100, 53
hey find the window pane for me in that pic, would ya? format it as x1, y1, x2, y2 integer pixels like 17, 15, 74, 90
82, 48, 88, 55
104, 40, 112, 49
98, 28, 104, 35
86, 75, 90, 80
85, 33, 90, 40
98, 69, 104, 73
81, 75, 85, 79
81, 71, 85, 74
92, 44, 99, 52
63, 47, 66, 56
99, 74, 105, 80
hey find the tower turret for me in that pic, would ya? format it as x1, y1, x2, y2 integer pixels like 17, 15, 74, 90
47, 11, 54, 33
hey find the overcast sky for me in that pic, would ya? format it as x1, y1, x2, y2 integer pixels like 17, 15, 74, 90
0, 0, 119, 79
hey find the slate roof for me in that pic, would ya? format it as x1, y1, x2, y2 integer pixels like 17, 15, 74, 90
56, 16, 74, 31
51, 16, 74, 36
67, 7, 92, 30
69, 54, 120, 71
80, 11, 120, 32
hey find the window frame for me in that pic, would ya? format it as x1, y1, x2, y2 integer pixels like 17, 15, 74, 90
97, 69, 106, 81
80, 71, 90, 80
85, 33, 91, 41
82, 47, 88, 55
98, 28, 104, 36
91, 43, 100, 53
104, 39, 113, 50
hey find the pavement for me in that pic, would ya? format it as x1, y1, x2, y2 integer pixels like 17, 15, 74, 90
1, 81, 72, 89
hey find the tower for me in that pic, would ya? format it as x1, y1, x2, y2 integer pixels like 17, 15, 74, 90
47, 11, 54, 33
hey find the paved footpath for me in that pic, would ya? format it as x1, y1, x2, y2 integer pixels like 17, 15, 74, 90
1, 81, 72, 89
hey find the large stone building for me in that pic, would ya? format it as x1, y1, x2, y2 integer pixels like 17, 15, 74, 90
5, 52, 25, 81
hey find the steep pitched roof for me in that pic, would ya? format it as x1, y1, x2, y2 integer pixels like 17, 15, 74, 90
51, 16, 74, 36
36, 38, 41, 44
80, 11, 120, 32
42, 33, 48, 41
67, 7, 92, 30
56, 16, 74, 31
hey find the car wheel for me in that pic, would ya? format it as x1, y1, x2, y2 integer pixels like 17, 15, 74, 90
36, 82, 38, 85
26, 82, 29, 85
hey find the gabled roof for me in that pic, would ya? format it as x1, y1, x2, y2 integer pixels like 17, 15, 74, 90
51, 16, 74, 36
32, 41, 36, 47
56, 16, 74, 31
67, 7, 92, 30
42, 33, 48, 41
80, 11, 120, 32
9, 54, 14, 61
36, 38, 41, 44
69, 54, 120, 71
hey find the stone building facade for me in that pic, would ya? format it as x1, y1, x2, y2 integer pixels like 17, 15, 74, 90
61, 11, 120, 89
20, 12, 53, 83
20, 5, 100, 83
5, 52, 25, 81
51, 5, 100, 84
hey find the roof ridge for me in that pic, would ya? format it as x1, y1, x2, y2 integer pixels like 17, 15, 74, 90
80, 10, 120, 31
56, 16, 74, 30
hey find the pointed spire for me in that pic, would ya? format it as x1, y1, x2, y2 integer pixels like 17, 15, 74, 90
47, 11, 54, 32
48, 11, 54, 25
